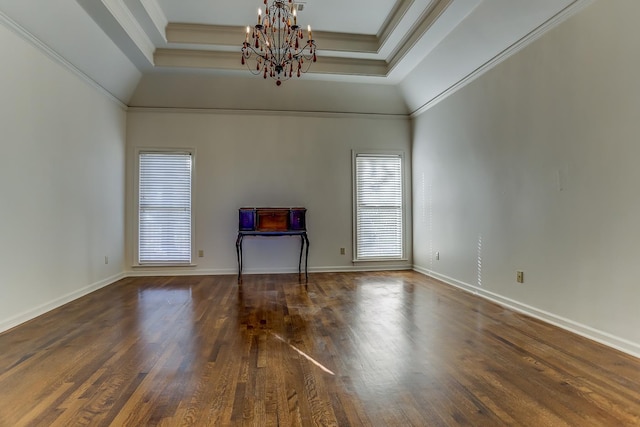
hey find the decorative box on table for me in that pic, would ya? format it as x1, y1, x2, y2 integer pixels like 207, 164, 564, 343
238, 207, 306, 232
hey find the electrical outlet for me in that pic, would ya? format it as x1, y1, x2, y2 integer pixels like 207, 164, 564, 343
104, 256, 109, 265
198, 250, 204, 258
435, 251, 440, 260
516, 271, 524, 283
340, 247, 345, 255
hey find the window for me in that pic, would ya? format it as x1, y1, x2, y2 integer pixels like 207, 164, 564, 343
353, 152, 404, 260
138, 151, 193, 264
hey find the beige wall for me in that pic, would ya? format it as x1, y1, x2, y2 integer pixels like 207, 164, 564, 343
0, 23, 126, 331
126, 109, 412, 275
411, 0, 640, 356
130, 73, 409, 116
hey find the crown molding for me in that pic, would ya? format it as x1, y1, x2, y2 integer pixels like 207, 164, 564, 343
101, 0, 156, 65
154, 49, 254, 70
140, 0, 168, 42
409, 0, 596, 117
377, 0, 414, 43
0, 10, 127, 109
154, 48, 388, 76
128, 107, 409, 120
312, 30, 379, 54
166, 23, 380, 54
166, 23, 249, 47
310, 55, 388, 76
387, 0, 453, 72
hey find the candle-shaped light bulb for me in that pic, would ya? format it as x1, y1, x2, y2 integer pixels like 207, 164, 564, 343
293, 9, 297, 25
258, 8, 262, 24
245, 26, 250, 43
307, 25, 312, 40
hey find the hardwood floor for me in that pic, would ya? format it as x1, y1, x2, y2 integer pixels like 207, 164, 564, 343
1, 271, 639, 426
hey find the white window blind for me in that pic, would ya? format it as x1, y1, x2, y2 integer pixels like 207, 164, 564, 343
138, 152, 192, 264
355, 154, 403, 260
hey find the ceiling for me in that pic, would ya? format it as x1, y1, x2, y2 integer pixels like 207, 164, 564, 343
0, 0, 591, 112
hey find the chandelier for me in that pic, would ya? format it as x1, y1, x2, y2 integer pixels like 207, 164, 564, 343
241, 0, 317, 86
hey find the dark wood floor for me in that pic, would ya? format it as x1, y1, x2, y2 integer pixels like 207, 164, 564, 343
1, 271, 639, 426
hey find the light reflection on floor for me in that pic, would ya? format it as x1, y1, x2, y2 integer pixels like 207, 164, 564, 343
135, 287, 195, 364
353, 280, 410, 392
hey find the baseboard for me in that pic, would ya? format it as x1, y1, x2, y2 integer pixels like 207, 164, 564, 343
125, 264, 413, 277
0, 272, 126, 334
127, 267, 237, 277
413, 265, 640, 359
310, 264, 412, 273
126, 267, 300, 277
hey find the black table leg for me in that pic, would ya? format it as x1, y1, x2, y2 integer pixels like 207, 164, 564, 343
303, 232, 309, 282
236, 233, 243, 283
236, 231, 308, 283
298, 234, 305, 282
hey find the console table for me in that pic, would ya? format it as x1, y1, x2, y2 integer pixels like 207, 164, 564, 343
236, 207, 309, 283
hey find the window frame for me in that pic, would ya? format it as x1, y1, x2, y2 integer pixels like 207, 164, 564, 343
134, 148, 195, 267
352, 150, 407, 262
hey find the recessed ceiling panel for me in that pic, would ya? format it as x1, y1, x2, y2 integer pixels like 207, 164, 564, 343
156, 0, 397, 35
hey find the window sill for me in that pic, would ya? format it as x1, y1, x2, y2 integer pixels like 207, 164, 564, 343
132, 263, 198, 268
352, 258, 408, 263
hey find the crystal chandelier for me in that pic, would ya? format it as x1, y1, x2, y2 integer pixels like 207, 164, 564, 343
241, 0, 317, 86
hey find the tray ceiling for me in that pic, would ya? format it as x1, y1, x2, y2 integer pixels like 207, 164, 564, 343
0, 0, 591, 107
77, 0, 581, 83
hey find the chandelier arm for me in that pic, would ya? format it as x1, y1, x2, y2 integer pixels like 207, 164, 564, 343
291, 41, 315, 60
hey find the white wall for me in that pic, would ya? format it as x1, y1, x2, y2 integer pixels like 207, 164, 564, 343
126, 109, 411, 275
411, 0, 640, 356
0, 22, 126, 332
0, 0, 143, 103
129, 73, 408, 116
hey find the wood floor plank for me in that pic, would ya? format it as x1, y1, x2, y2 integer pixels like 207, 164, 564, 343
1, 271, 640, 426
